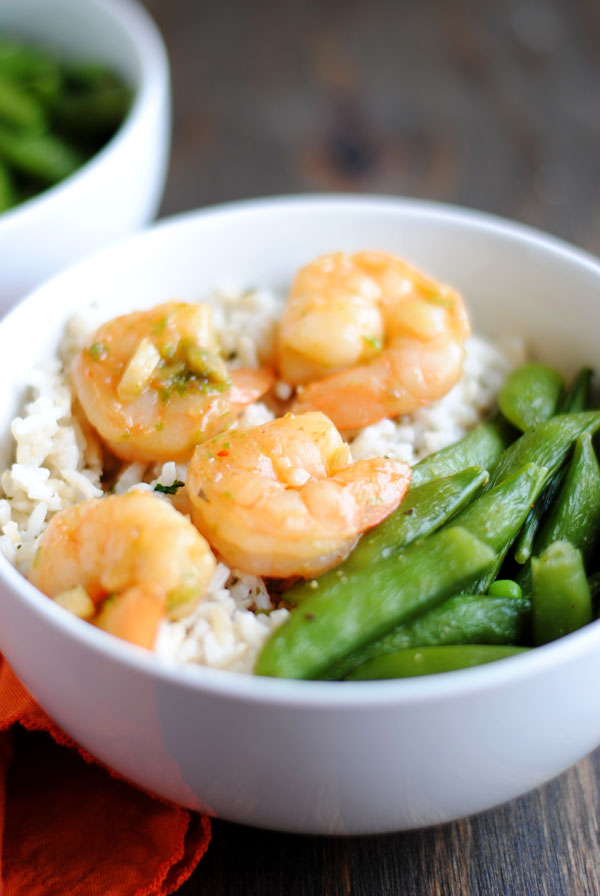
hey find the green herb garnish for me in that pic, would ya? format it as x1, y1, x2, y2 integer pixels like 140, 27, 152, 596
154, 480, 184, 495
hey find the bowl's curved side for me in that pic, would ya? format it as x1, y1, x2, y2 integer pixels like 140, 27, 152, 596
2, 565, 600, 834
0, 196, 599, 833
0, 0, 171, 310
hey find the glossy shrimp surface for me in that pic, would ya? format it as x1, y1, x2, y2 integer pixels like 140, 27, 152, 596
29, 491, 216, 647
277, 251, 471, 430
186, 411, 411, 578
72, 301, 274, 463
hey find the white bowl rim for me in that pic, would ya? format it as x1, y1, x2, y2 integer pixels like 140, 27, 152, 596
0, 0, 168, 233
2, 192, 600, 710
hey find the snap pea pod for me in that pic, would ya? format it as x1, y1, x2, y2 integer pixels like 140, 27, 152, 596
486, 411, 600, 490
283, 468, 489, 608
319, 595, 531, 680
517, 433, 600, 594
0, 124, 84, 183
449, 462, 547, 593
285, 467, 488, 603
308, 466, 542, 679
410, 417, 515, 488
255, 526, 496, 680
346, 645, 529, 680
559, 367, 594, 414
512, 367, 594, 564
512, 468, 567, 565
342, 466, 488, 571
531, 541, 592, 645
498, 362, 563, 432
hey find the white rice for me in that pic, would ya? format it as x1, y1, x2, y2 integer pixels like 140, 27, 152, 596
0, 286, 526, 674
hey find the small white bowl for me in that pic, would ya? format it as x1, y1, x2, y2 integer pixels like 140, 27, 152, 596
0, 196, 599, 835
0, 0, 170, 312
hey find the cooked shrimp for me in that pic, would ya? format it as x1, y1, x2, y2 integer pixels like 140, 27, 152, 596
186, 411, 411, 578
29, 491, 216, 648
72, 301, 274, 463
277, 251, 471, 430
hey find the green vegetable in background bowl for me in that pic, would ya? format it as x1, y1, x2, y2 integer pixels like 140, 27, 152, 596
0, 38, 132, 212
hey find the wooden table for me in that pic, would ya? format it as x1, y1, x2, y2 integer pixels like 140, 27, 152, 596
141, 1, 600, 892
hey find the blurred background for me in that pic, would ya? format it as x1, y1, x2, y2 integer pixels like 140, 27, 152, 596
142, 0, 600, 254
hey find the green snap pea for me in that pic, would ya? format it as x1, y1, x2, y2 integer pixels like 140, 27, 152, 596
486, 411, 600, 490
512, 367, 595, 564
319, 595, 531, 680
342, 466, 488, 571
512, 468, 567, 566
498, 362, 563, 432
346, 645, 529, 680
410, 417, 516, 487
449, 462, 547, 593
255, 526, 496, 680
286, 466, 488, 604
531, 541, 592, 645
517, 433, 600, 595
487, 579, 523, 599
535, 432, 600, 562
559, 367, 594, 414
0, 124, 84, 183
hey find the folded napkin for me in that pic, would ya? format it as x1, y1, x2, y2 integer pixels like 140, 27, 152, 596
0, 656, 211, 895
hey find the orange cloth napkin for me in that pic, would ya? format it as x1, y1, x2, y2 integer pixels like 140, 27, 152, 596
0, 656, 211, 895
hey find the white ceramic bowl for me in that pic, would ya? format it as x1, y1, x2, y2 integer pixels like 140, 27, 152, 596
0, 196, 599, 835
0, 0, 170, 312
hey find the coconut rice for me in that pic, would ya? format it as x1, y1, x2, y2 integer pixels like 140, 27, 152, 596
0, 283, 526, 674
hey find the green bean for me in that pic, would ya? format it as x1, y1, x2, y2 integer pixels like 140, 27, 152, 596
255, 526, 496, 679
486, 411, 600, 490
410, 417, 516, 487
346, 645, 529, 680
449, 462, 547, 593
512, 367, 595, 564
498, 362, 563, 432
0, 124, 84, 183
531, 541, 592, 645
319, 595, 531, 680
517, 433, 600, 594
487, 579, 523, 599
